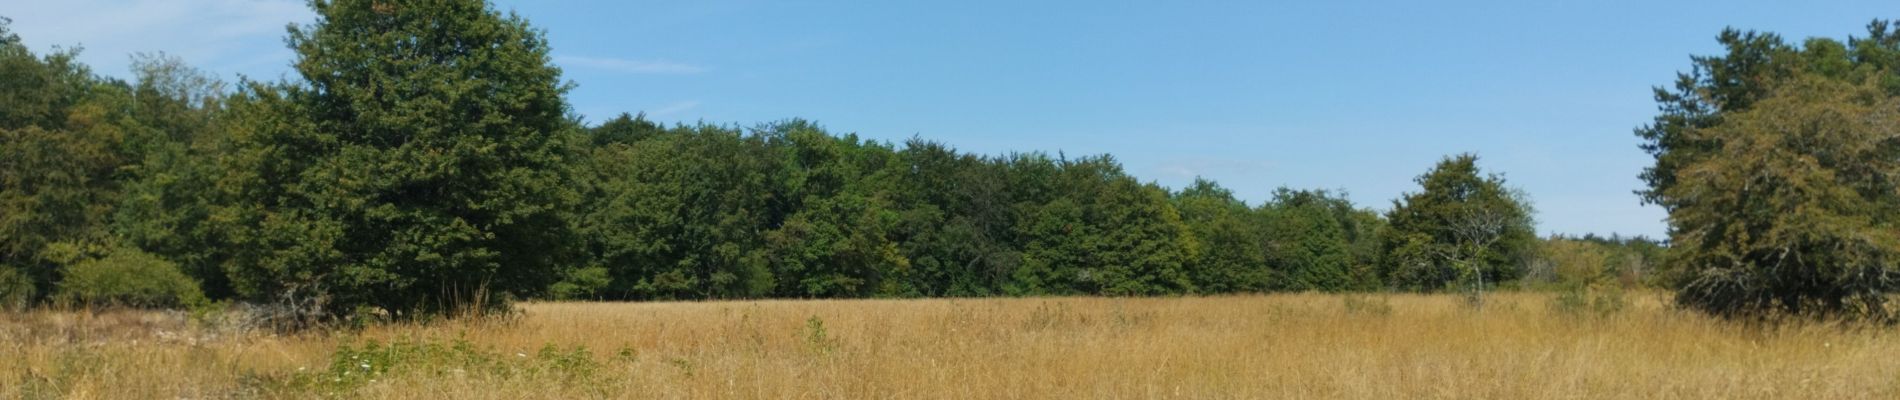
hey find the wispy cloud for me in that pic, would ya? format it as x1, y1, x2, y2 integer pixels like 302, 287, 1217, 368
1154, 159, 1274, 180
556, 55, 704, 74
5, 0, 313, 79
648, 100, 701, 117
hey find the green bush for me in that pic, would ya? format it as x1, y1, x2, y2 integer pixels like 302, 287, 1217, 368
55, 247, 206, 309
1551, 283, 1627, 317
1342, 294, 1393, 316
0, 265, 33, 310
549, 266, 612, 300
256, 338, 604, 395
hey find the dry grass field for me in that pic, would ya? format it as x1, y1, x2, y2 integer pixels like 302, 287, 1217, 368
2, 292, 1895, 399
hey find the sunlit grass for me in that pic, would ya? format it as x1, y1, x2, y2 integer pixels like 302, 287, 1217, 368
2, 292, 1893, 399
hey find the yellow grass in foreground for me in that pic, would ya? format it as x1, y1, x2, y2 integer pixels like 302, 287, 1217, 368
1, 293, 1895, 399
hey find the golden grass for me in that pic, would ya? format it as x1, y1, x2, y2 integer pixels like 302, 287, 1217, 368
2, 292, 1895, 399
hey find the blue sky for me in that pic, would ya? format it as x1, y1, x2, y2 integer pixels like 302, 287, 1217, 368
6, 0, 1897, 238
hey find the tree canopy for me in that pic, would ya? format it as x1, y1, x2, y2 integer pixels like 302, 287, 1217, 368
28, 3, 1847, 324
212, 0, 582, 319
1380, 154, 1537, 292
1641, 21, 1900, 320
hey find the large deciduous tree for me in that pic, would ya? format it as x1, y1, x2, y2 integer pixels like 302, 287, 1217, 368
763, 123, 910, 298
1665, 75, 1900, 319
1380, 154, 1536, 292
578, 122, 779, 300
1010, 155, 1196, 296
888, 139, 1018, 297
217, 0, 580, 319
1262, 188, 1382, 292
0, 19, 140, 305
1172, 179, 1271, 293
1640, 21, 1900, 320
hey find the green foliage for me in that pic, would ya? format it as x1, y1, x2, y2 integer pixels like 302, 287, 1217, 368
1638, 21, 1900, 321
1664, 74, 1900, 319
589, 112, 666, 146
764, 124, 910, 298
0, 2, 1698, 318
213, 0, 581, 319
1260, 188, 1383, 292
578, 123, 779, 299
1552, 284, 1627, 318
0, 264, 31, 310
1172, 179, 1271, 292
0, 14, 292, 313
1528, 235, 1662, 289
888, 139, 1018, 297
284, 338, 601, 395
54, 246, 206, 309
1634, 23, 1900, 206
1171, 181, 1386, 294
1536, 238, 1632, 317
804, 315, 836, 354
575, 121, 1207, 300
111, 54, 238, 298
0, 20, 139, 303
1010, 155, 1196, 296
548, 266, 611, 301
1342, 294, 1393, 316
1379, 154, 1537, 292
0, 18, 97, 131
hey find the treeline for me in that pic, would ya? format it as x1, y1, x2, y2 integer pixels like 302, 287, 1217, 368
0, 2, 1664, 321
574, 117, 1402, 299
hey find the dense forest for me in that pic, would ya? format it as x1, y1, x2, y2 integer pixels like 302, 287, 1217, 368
6, 0, 1894, 324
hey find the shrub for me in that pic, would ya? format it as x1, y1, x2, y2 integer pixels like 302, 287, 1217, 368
0, 265, 32, 310
55, 247, 206, 309
1538, 239, 1630, 317
1552, 284, 1627, 317
1342, 294, 1393, 316
549, 266, 612, 300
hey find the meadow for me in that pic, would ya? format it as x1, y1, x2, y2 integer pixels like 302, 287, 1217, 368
2, 293, 1894, 399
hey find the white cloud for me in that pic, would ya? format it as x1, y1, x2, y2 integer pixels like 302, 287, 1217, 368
1158, 165, 1197, 180
3, 2, 709, 81
1153, 159, 1274, 180
555, 55, 704, 74
648, 100, 701, 117
3, 0, 312, 80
